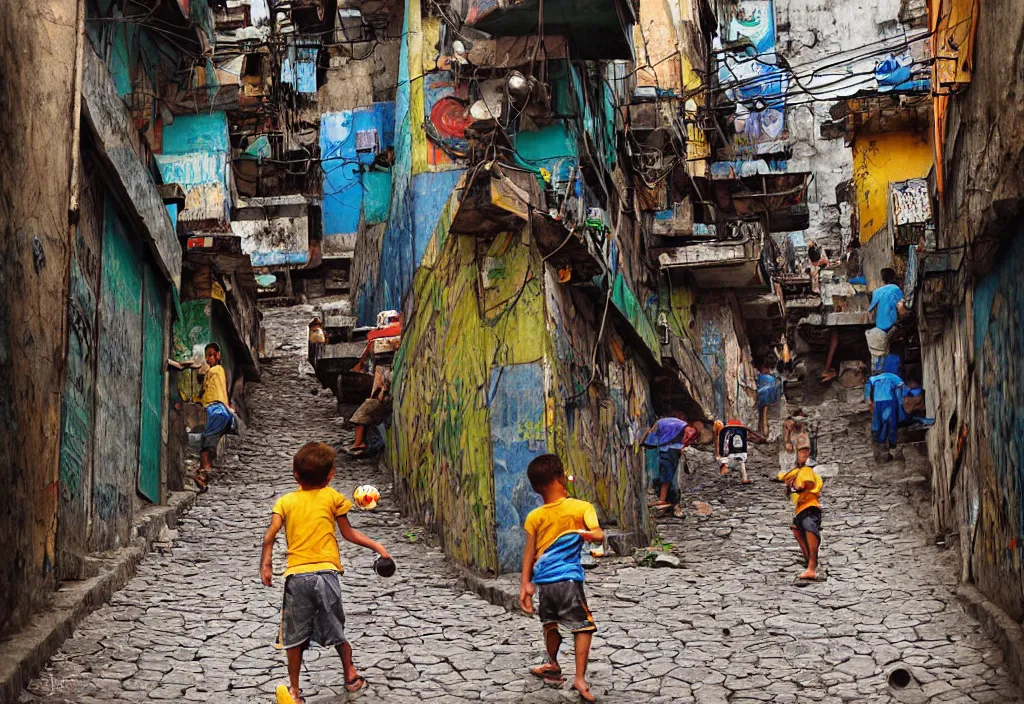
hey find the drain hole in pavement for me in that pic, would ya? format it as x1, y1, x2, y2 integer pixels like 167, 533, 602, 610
722, 628, 731, 636
888, 668, 912, 689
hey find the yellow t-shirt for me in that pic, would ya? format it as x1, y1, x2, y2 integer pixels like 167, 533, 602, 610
524, 497, 600, 557
201, 364, 230, 407
272, 487, 353, 576
777, 466, 822, 514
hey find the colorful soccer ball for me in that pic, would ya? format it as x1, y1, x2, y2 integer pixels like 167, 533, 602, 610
353, 485, 380, 510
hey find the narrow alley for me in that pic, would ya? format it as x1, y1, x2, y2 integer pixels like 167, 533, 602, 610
19, 307, 1022, 704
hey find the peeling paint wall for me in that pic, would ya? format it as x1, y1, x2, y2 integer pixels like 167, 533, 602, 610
392, 227, 654, 573
91, 196, 145, 552
697, 297, 758, 425
56, 158, 105, 580
156, 112, 232, 229
0, 0, 77, 634
776, 0, 908, 249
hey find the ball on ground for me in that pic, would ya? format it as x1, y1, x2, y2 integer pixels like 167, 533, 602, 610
353, 485, 380, 510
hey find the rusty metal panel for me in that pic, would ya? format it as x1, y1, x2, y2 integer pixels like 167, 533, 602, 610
91, 195, 144, 551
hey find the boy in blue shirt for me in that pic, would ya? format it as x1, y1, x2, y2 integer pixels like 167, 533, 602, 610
865, 268, 907, 370
520, 454, 604, 702
866, 370, 904, 454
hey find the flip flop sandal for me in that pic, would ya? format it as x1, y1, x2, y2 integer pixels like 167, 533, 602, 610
672, 505, 685, 519
194, 473, 209, 493
275, 685, 305, 704
345, 675, 367, 693
742, 479, 753, 485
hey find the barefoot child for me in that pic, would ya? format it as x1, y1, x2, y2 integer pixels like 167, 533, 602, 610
260, 442, 391, 703
641, 417, 703, 518
776, 439, 823, 580
197, 343, 236, 492
519, 455, 604, 702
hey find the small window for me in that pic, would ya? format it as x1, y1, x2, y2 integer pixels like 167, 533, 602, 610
242, 54, 264, 77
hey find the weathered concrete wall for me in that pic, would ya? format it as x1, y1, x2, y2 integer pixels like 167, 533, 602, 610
920, 0, 1024, 621
56, 153, 106, 581
0, 0, 78, 633
775, 0, 907, 250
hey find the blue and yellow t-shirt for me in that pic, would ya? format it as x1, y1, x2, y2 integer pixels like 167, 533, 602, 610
524, 498, 599, 584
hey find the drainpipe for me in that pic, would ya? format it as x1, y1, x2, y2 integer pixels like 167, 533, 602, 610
68, 0, 87, 223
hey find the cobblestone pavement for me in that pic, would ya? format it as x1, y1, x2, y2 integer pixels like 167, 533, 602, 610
21, 306, 1024, 704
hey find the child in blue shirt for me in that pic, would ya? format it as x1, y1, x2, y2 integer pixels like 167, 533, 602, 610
865, 371, 904, 450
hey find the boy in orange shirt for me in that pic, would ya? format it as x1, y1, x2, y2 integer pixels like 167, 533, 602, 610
519, 455, 604, 702
776, 438, 823, 580
260, 442, 391, 703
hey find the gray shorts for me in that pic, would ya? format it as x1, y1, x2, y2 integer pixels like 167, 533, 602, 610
276, 571, 348, 649
793, 507, 822, 537
537, 580, 597, 633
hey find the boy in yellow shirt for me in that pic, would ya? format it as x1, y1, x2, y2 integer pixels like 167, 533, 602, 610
196, 343, 234, 492
260, 442, 391, 703
519, 455, 604, 702
776, 438, 823, 581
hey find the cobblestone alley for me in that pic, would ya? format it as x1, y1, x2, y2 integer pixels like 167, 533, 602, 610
20, 308, 1023, 704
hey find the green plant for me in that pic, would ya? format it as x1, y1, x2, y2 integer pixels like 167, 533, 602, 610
651, 536, 674, 551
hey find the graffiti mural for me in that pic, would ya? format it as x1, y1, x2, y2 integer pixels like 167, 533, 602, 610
717, 0, 788, 154
973, 232, 1024, 599
490, 363, 546, 572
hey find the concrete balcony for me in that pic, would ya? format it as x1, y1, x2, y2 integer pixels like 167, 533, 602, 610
231, 194, 314, 268
656, 237, 767, 289
708, 171, 812, 233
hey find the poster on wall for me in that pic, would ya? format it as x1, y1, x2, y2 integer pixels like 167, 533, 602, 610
717, 0, 788, 155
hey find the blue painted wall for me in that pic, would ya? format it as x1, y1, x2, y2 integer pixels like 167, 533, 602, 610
359, 169, 464, 325
490, 363, 546, 572
156, 113, 230, 192
320, 103, 396, 239
973, 232, 1024, 574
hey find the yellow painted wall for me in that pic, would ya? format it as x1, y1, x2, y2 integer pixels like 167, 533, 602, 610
852, 130, 933, 243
